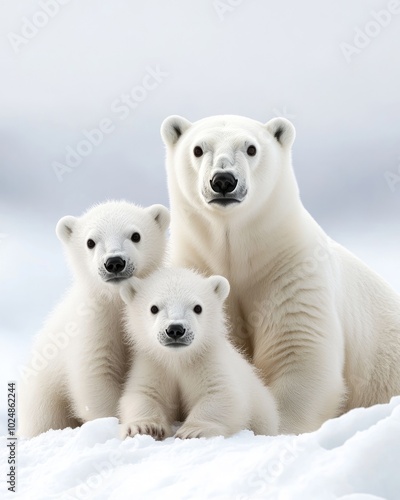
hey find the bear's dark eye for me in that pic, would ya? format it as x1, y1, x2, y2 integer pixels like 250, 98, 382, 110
87, 239, 95, 249
131, 232, 141, 243
150, 305, 159, 314
247, 145, 257, 157
193, 305, 202, 314
193, 146, 203, 158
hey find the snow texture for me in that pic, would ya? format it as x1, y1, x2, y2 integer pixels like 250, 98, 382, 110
1, 397, 400, 499
1, 219, 399, 499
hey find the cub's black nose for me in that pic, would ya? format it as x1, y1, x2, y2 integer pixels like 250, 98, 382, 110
166, 324, 186, 339
104, 256, 126, 274
210, 172, 237, 195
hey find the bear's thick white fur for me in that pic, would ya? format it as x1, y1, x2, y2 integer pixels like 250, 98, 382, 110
118, 268, 279, 439
161, 114, 400, 434
18, 201, 170, 438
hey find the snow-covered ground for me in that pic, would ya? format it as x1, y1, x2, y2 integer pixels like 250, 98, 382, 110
1, 397, 399, 499
1, 215, 400, 499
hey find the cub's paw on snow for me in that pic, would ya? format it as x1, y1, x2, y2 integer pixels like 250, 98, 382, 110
175, 423, 228, 439
120, 421, 171, 440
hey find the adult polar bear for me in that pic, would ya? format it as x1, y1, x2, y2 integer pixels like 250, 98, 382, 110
161, 114, 400, 434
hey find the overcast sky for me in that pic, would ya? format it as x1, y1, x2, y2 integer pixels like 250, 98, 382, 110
1, 0, 400, 222
0, 1, 400, 343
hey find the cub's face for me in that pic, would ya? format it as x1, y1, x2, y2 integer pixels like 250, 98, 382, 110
56, 201, 170, 288
121, 269, 230, 360
161, 115, 295, 216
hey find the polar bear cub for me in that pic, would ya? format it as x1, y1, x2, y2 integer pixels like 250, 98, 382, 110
119, 268, 279, 439
18, 201, 170, 438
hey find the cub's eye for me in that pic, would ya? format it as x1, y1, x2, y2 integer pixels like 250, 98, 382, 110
193, 305, 202, 314
131, 232, 141, 243
247, 145, 257, 157
150, 305, 159, 314
87, 239, 95, 249
193, 146, 203, 158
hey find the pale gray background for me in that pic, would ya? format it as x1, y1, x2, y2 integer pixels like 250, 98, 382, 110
0, 0, 399, 432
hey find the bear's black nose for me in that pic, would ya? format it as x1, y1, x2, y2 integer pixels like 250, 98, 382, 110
166, 324, 186, 339
210, 172, 237, 195
104, 256, 126, 274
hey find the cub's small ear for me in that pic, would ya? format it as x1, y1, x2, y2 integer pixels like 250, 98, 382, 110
161, 115, 192, 146
208, 275, 230, 302
120, 277, 141, 304
265, 117, 296, 148
147, 204, 170, 232
56, 216, 77, 243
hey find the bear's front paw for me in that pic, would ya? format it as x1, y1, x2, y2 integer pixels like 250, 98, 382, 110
120, 421, 170, 441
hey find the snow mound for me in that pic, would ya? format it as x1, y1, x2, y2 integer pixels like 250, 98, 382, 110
2, 397, 400, 499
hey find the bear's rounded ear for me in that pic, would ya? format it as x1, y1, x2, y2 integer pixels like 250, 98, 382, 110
208, 275, 230, 302
147, 204, 170, 232
56, 216, 77, 243
161, 115, 192, 146
120, 277, 141, 304
265, 117, 296, 148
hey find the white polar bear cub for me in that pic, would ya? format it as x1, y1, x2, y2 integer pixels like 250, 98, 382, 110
18, 201, 170, 438
119, 268, 279, 439
161, 114, 400, 434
